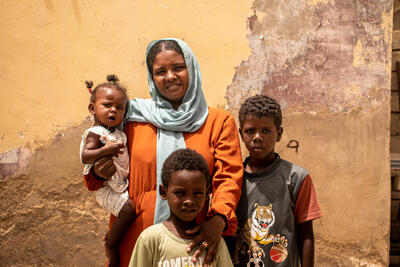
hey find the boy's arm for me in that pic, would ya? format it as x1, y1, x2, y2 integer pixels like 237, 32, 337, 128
81, 132, 125, 164
294, 175, 321, 267
298, 220, 314, 267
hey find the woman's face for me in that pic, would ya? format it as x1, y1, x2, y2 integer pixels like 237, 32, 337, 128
152, 49, 189, 110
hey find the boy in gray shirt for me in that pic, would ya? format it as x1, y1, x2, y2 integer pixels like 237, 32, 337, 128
227, 95, 322, 267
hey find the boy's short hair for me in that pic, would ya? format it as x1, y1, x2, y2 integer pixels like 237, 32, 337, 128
239, 95, 282, 129
161, 148, 210, 187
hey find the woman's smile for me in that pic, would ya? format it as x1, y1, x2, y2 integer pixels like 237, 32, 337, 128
152, 49, 189, 109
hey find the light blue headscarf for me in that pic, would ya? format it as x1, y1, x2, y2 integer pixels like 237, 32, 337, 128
125, 38, 209, 224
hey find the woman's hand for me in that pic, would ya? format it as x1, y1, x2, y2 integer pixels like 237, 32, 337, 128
93, 156, 116, 180
186, 215, 226, 267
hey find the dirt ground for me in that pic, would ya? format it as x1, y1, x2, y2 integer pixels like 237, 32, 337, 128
0, 120, 109, 266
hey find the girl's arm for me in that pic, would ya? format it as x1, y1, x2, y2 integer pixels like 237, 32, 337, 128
81, 132, 125, 164
298, 220, 315, 267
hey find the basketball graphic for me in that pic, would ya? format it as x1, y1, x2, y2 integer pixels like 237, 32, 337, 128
269, 243, 288, 263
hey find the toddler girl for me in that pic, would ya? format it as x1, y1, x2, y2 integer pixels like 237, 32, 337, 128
80, 74, 135, 267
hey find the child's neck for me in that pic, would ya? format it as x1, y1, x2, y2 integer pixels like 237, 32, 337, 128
93, 121, 116, 132
246, 153, 277, 173
163, 214, 198, 239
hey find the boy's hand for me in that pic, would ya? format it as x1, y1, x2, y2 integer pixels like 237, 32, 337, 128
102, 136, 125, 157
186, 215, 226, 267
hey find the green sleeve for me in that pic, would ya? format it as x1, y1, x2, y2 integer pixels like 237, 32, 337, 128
129, 235, 153, 267
215, 239, 234, 267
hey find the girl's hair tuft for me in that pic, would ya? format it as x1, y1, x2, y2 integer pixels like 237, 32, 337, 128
106, 74, 119, 83
85, 74, 128, 104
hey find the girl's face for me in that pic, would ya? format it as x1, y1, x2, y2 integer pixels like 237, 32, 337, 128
89, 87, 126, 128
152, 49, 189, 110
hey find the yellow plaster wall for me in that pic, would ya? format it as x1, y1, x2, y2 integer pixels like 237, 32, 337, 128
0, 0, 252, 153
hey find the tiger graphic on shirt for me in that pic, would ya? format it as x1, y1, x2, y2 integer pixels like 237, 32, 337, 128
233, 203, 288, 265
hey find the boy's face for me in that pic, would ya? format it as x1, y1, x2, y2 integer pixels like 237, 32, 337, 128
160, 170, 207, 222
240, 115, 283, 162
89, 87, 126, 128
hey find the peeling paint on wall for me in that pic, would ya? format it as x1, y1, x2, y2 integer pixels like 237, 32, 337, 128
226, 0, 392, 265
227, 0, 392, 114
0, 147, 31, 179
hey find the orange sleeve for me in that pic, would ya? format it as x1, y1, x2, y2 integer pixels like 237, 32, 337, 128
207, 114, 243, 236
83, 171, 104, 191
294, 175, 322, 224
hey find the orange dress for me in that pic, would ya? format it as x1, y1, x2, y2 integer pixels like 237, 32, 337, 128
83, 107, 243, 267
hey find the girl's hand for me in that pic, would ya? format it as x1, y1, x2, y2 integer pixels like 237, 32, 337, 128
186, 215, 226, 267
102, 136, 125, 157
93, 156, 116, 180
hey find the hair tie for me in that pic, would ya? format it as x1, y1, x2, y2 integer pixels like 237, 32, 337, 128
85, 81, 93, 94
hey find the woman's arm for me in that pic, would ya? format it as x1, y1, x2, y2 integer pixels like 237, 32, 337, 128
187, 111, 243, 266
207, 113, 243, 234
83, 156, 116, 190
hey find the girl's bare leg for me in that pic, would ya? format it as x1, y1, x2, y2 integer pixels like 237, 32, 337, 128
104, 199, 136, 267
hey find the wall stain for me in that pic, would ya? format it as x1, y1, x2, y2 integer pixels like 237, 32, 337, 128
44, 0, 55, 14
316, 235, 385, 265
71, 0, 82, 24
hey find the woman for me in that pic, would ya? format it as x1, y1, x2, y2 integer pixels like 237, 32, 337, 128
84, 38, 243, 267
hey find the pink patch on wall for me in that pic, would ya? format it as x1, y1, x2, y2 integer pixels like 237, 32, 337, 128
0, 147, 31, 179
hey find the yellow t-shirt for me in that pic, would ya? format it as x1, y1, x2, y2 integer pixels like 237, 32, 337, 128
129, 223, 233, 267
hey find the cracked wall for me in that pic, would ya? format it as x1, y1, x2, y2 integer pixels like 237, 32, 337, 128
227, 0, 392, 265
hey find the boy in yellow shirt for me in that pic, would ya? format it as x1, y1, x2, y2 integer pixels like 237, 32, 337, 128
129, 148, 233, 267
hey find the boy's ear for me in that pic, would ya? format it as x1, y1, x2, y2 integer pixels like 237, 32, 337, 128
88, 103, 95, 115
277, 127, 283, 142
159, 184, 167, 200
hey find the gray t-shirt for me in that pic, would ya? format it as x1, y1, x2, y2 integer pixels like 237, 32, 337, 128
226, 154, 308, 267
